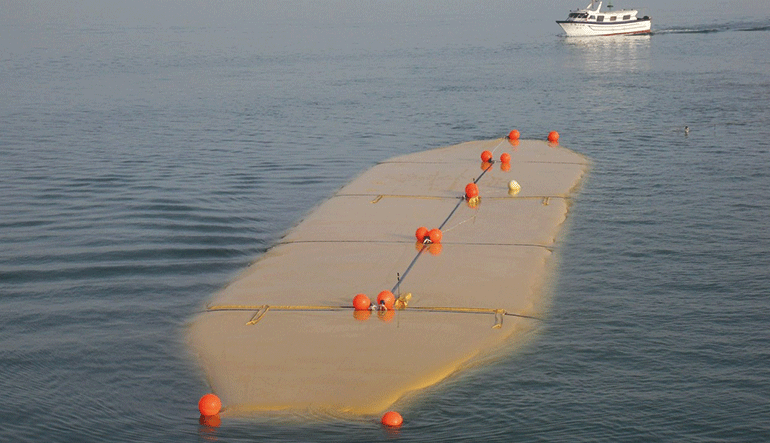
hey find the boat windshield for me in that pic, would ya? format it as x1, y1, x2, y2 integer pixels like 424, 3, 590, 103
568, 12, 589, 18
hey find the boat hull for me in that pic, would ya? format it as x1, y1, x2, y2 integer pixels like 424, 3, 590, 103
557, 18, 651, 36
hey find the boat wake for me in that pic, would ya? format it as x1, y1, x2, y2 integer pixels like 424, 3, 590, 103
653, 19, 770, 35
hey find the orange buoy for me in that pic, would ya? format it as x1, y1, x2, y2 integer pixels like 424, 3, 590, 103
415, 226, 428, 243
381, 411, 403, 427
377, 291, 395, 310
508, 129, 520, 140
428, 243, 443, 256
428, 228, 442, 244
500, 162, 511, 172
198, 393, 222, 416
465, 182, 479, 199
353, 293, 371, 311
500, 152, 511, 163
480, 150, 493, 162
548, 131, 559, 143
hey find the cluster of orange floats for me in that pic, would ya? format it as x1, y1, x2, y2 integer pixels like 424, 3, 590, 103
196, 129, 560, 430
351, 290, 398, 322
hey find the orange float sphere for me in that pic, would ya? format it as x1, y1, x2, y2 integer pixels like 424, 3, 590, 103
353, 293, 371, 311
508, 129, 520, 140
500, 152, 511, 163
198, 394, 222, 416
465, 182, 479, 199
415, 226, 428, 242
428, 228, 442, 244
428, 243, 443, 256
480, 150, 493, 162
377, 291, 395, 310
547, 131, 559, 143
381, 411, 403, 427
500, 162, 511, 172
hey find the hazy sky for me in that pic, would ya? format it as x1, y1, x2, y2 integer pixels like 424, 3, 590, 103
1, 0, 768, 56
4, 0, 768, 29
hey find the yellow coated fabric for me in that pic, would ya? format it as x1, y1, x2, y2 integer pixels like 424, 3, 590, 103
187, 138, 588, 416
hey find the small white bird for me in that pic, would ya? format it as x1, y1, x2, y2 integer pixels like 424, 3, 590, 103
684, 126, 690, 135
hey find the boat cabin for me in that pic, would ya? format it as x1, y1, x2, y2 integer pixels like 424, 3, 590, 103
562, 1, 647, 24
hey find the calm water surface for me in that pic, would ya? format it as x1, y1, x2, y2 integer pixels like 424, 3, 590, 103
2, 1, 769, 441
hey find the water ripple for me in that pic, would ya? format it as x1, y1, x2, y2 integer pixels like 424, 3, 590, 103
2, 9, 770, 443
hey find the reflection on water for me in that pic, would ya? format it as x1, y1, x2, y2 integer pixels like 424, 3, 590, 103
560, 34, 651, 74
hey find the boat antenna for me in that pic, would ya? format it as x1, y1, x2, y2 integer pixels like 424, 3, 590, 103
607, 0, 613, 10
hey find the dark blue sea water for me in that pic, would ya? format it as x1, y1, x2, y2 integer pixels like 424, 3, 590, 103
2, 1, 769, 441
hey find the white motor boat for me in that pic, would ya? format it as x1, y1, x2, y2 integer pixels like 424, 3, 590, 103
556, 0, 651, 36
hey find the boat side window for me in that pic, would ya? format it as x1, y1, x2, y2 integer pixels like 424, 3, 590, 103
610, 16, 617, 21
589, 15, 595, 20
597, 15, 604, 21
623, 14, 631, 20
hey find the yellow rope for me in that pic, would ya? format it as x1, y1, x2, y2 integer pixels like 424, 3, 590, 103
360, 194, 452, 201
363, 193, 568, 203
207, 304, 346, 313
205, 302, 539, 328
